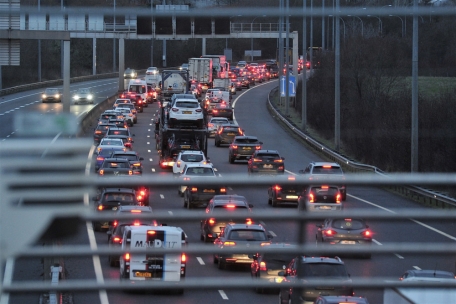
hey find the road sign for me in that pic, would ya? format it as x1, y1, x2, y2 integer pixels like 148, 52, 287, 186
280, 75, 296, 97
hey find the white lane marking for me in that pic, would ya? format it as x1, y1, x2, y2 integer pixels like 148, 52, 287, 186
149, 158, 153, 161
259, 221, 266, 226
197, 257, 205, 265
147, 142, 150, 144
231, 80, 274, 123
168, 211, 173, 215
285, 169, 295, 175
148, 150, 151, 152
214, 168, 218, 171
149, 123, 153, 126
160, 194, 164, 199
372, 239, 382, 245
350, 193, 456, 241
151, 168, 156, 172
395, 253, 404, 259
0, 258, 15, 303
218, 290, 229, 300
148, 129, 151, 131
413, 266, 422, 270
269, 231, 277, 237
147, 135, 150, 137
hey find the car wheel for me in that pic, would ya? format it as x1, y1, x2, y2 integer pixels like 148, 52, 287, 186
268, 196, 272, 205
218, 258, 226, 270
229, 154, 234, 164
272, 197, 279, 207
109, 256, 116, 267
213, 255, 218, 264
215, 140, 220, 147
342, 193, 347, 201
183, 194, 188, 208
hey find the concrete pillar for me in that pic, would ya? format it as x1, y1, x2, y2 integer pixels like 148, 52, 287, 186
92, 38, 96, 75
292, 32, 298, 78
118, 38, 125, 92
202, 37, 206, 56
163, 40, 167, 67
62, 40, 70, 113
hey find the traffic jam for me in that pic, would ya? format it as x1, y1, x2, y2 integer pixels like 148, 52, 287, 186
90, 56, 371, 304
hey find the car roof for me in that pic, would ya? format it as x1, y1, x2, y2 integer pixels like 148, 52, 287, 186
107, 127, 128, 131
406, 269, 455, 277
256, 149, 279, 154
179, 150, 204, 155
226, 223, 265, 230
300, 256, 344, 264
234, 136, 258, 140
316, 296, 369, 303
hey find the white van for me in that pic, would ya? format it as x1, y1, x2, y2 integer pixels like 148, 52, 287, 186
119, 225, 187, 293
128, 79, 149, 102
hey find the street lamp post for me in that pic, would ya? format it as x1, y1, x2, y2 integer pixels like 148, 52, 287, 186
389, 15, 404, 37
339, 17, 346, 43
367, 15, 382, 35
348, 15, 363, 37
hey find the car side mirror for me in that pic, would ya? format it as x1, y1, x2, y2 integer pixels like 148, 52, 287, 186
259, 142, 263, 145
281, 157, 285, 160
267, 234, 273, 239
139, 157, 144, 161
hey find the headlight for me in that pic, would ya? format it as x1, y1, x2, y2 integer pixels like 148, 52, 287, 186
42, 94, 46, 98
87, 95, 93, 100
55, 94, 60, 98
73, 95, 79, 100
130, 73, 135, 77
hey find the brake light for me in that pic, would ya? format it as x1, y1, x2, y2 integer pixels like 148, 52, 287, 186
231, 145, 238, 149
274, 159, 283, 163
97, 205, 103, 210
99, 169, 104, 175
95, 130, 102, 134
113, 237, 122, 243
130, 210, 142, 213
137, 195, 143, 201
183, 177, 190, 181
124, 253, 130, 261
190, 187, 198, 192
220, 188, 227, 193
224, 241, 236, 246
246, 218, 253, 225
113, 220, 118, 227
133, 221, 140, 226
212, 110, 218, 113
362, 230, 371, 237
255, 146, 261, 150
209, 218, 216, 225
217, 128, 223, 134
253, 158, 262, 162
96, 156, 104, 161
181, 253, 187, 263
177, 160, 181, 168
324, 229, 337, 236
273, 185, 282, 191
238, 128, 243, 135
148, 231, 156, 235
288, 176, 295, 180
309, 192, 315, 203
260, 242, 271, 246
259, 261, 267, 271
226, 204, 235, 209
322, 165, 332, 168
336, 194, 341, 203
208, 123, 214, 128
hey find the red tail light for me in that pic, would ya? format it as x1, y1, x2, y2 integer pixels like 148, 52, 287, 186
246, 218, 253, 225
113, 237, 122, 243
133, 163, 140, 166
124, 253, 130, 261
274, 159, 283, 163
309, 192, 315, 203
259, 261, 267, 271
177, 161, 181, 168
129, 170, 133, 175
190, 187, 198, 192
208, 123, 214, 128
181, 253, 187, 263
253, 158, 262, 162
231, 145, 238, 149
336, 194, 341, 203
223, 241, 236, 246
273, 185, 282, 191
238, 128, 243, 135
137, 195, 143, 201
99, 169, 104, 175
113, 220, 118, 227
362, 230, 371, 237
217, 128, 224, 134
324, 229, 337, 236
209, 218, 216, 225
220, 188, 227, 193
212, 110, 218, 114
95, 131, 102, 134
133, 221, 140, 226
255, 146, 261, 150
96, 156, 104, 161
97, 205, 103, 211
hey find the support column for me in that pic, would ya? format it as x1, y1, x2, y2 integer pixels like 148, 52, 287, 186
292, 32, 298, 77
202, 37, 206, 56
163, 40, 167, 67
92, 38, 96, 75
62, 40, 70, 113
118, 38, 125, 92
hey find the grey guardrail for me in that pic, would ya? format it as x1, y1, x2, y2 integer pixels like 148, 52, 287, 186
0, 69, 148, 97
267, 86, 456, 209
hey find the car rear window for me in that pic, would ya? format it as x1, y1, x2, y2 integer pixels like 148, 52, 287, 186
181, 154, 204, 162
311, 186, 339, 195
103, 193, 135, 203
99, 148, 124, 156
228, 230, 267, 241
331, 219, 365, 230
257, 153, 280, 159
312, 166, 343, 174
302, 263, 348, 278
102, 161, 130, 168
223, 127, 240, 133
234, 138, 259, 144
185, 167, 214, 176
262, 253, 296, 266
211, 118, 229, 124
176, 101, 198, 108
214, 205, 248, 210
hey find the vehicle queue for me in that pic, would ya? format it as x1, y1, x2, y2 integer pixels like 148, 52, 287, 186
87, 61, 401, 304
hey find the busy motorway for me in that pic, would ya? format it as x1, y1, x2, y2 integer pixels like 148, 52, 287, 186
3, 76, 456, 304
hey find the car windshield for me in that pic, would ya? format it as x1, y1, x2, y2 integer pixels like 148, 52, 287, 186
181, 154, 204, 162
302, 263, 349, 278
176, 101, 198, 108
129, 85, 146, 93
103, 193, 134, 203
331, 219, 365, 230
234, 138, 259, 144
185, 167, 214, 176
312, 166, 343, 174
102, 161, 130, 168
228, 230, 267, 241
77, 88, 90, 94
257, 153, 280, 159
45, 89, 58, 94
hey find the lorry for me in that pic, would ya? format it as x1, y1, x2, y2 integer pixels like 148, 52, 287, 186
384, 287, 456, 303
160, 70, 189, 101
154, 104, 208, 169
119, 225, 187, 293
188, 58, 213, 93
200, 55, 229, 78
213, 78, 234, 94
145, 73, 162, 89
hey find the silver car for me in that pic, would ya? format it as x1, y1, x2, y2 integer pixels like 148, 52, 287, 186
72, 88, 94, 104
207, 117, 230, 137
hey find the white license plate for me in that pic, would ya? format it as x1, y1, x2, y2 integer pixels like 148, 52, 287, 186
263, 164, 273, 168
112, 207, 117, 210
182, 111, 192, 114
340, 241, 356, 245
319, 206, 332, 210
286, 195, 298, 199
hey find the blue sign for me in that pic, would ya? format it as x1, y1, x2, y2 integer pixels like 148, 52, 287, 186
280, 75, 296, 97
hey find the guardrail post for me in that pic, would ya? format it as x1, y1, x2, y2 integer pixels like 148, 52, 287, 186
49, 263, 62, 304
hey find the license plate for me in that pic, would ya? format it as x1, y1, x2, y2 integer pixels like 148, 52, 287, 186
242, 147, 251, 150
112, 207, 117, 210
203, 189, 215, 193
227, 133, 235, 135
263, 164, 273, 168
340, 241, 356, 245
182, 111, 192, 114
319, 206, 332, 210
181, 145, 191, 149
286, 195, 298, 199
135, 272, 152, 278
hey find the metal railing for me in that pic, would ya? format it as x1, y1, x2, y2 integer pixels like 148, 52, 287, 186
231, 23, 285, 33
